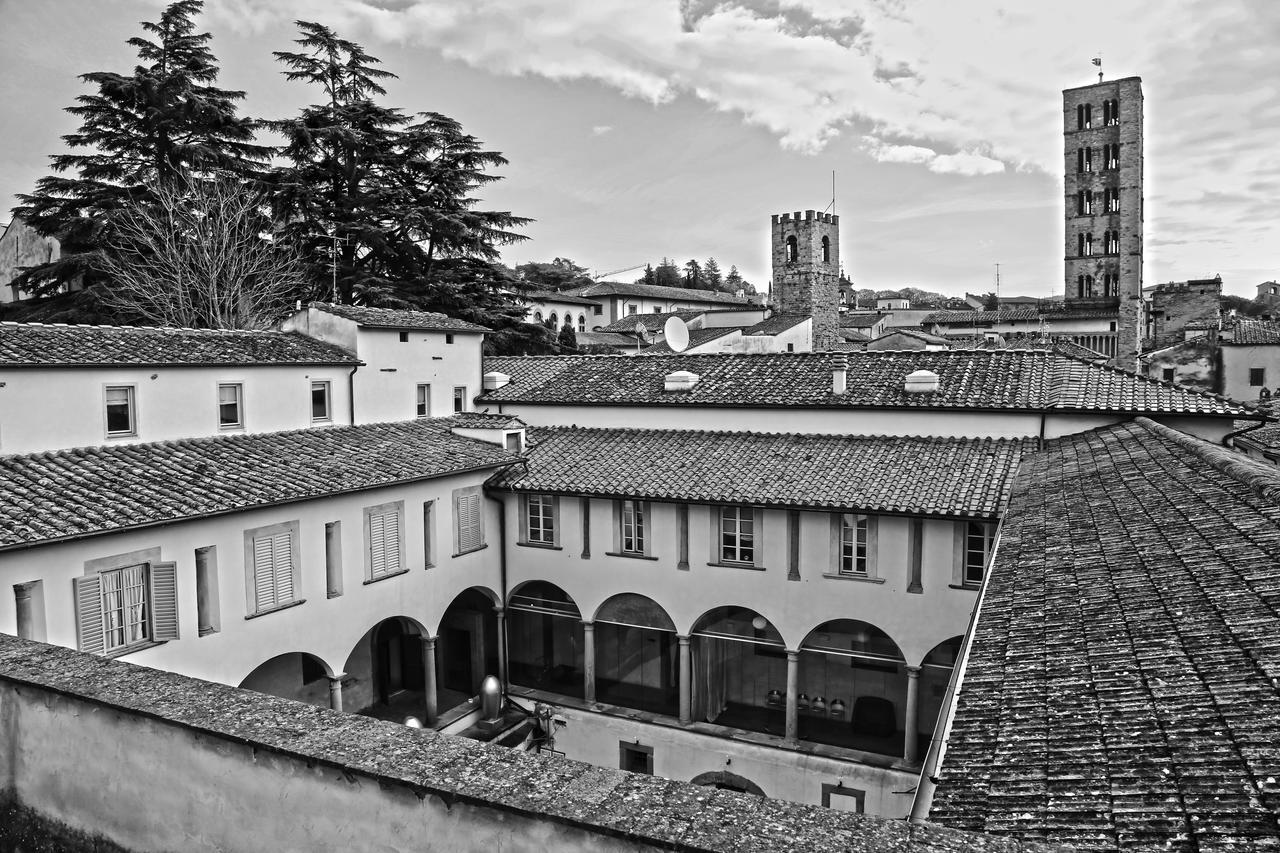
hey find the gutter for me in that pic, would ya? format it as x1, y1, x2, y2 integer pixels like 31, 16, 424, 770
908, 521, 1004, 823
1223, 418, 1269, 448
347, 362, 360, 425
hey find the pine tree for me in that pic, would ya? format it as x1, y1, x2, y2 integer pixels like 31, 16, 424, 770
683, 259, 702, 289
725, 265, 744, 292
703, 257, 723, 291
639, 264, 657, 286
269, 21, 528, 306
12, 0, 267, 297
654, 258, 682, 288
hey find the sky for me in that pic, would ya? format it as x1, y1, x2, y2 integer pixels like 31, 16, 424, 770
1, 0, 1277, 299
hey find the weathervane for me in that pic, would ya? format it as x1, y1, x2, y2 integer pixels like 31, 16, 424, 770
1092, 55, 1103, 83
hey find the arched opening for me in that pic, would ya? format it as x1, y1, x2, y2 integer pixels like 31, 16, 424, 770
797, 619, 906, 755
821, 235, 830, 263
785, 235, 797, 263
577, 314, 586, 332
563, 314, 573, 327
239, 652, 332, 709
689, 770, 766, 797
550, 312, 558, 325
342, 616, 427, 719
534, 310, 543, 322
508, 582, 584, 698
918, 636, 963, 745
689, 606, 784, 736
594, 593, 678, 716
436, 587, 501, 715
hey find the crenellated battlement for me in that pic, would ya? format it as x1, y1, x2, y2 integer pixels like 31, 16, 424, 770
772, 210, 839, 225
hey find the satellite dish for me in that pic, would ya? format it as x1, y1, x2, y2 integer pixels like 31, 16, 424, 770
663, 316, 690, 352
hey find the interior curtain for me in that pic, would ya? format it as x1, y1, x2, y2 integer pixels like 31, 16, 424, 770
693, 636, 730, 723
122, 564, 147, 643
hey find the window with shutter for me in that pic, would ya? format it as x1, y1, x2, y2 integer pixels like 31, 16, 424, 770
365, 502, 404, 580
74, 559, 177, 655
246, 523, 300, 614
455, 490, 484, 554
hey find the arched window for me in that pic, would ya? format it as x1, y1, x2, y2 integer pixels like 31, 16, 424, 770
1077, 275, 1087, 299
821, 235, 830, 263
786, 235, 797, 263
577, 314, 585, 332
534, 311, 543, 322
1084, 233, 1094, 256
563, 314, 572, 327
1084, 274, 1095, 296
550, 312, 558, 325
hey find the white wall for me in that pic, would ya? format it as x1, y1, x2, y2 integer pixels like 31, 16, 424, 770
0, 470, 502, 691
1221, 345, 1280, 401
0, 364, 354, 455
350, 326, 485, 421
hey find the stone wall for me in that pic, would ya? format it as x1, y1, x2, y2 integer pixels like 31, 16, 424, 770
0, 635, 1052, 853
1150, 277, 1222, 347
0, 217, 59, 302
771, 210, 840, 350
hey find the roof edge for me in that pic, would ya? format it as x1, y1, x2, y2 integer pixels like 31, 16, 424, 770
1135, 416, 1280, 501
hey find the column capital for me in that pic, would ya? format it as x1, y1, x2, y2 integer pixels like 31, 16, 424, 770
785, 649, 800, 661
580, 618, 594, 629
327, 672, 348, 683
676, 633, 691, 644
906, 664, 922, 676
493, 605, 505, 617
419, 635, 437, 649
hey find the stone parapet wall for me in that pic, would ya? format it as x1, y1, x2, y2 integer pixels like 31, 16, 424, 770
0, 635, 1053, 853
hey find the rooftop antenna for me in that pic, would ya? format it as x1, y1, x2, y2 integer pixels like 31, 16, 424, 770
822, 170, 836, 216
995, 263, 1001, 303
1092, 54, 1103, 83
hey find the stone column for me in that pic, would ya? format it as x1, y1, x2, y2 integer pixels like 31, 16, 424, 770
421, 636, 438, 726
904, 665, 921, 764
327, 674, 345, 713
13, 583, 34, 640
582, 621, 596, 703
494, 607, 508, 687
785, 650, 799, 744
678, 635, 692, 724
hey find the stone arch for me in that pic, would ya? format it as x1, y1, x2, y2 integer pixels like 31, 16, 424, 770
592, 593, 678, 716
341, 616, 430, 715
687, 606, 786, 735
507, 581, 585, 698
433, 587, 502, 712
689, 770, 766, 797
239, 651, 335, 710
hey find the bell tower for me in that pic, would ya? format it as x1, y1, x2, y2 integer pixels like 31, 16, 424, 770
771, 209, 840, 351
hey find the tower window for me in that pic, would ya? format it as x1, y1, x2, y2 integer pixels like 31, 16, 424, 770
1077, 190, 1094, 216
821, 235, 830, 263
1104, 144, 1119, 170
1105, 188, 1120, 212
1077, 147, 1093, 173
786, 235, 798, 263
1076, 103, 1092, 130
1105, 231, 1120, 255
1084, 233, 1094, 256
1104, 99, 1119, 126
1104, 273, 1119, 296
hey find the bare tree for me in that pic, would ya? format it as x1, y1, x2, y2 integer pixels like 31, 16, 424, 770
96, 177, 310, 329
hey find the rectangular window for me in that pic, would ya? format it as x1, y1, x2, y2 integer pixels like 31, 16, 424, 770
719, 506, 755, 564
1163, 368, 1176, 383
399, 331, 409, 343
445, 333, 455, 344
217, 383, 243, 429
365, 501, 404, 581
620, 499, 646, 554
504, 432, 521, 452
619, 742, 654, 775
245, 522, 300, 615
311, 381, 331, 422
453, 487, 485, 555
1250, 368, 1266, 387
524, 494, 557, 545
453, 386, 467, 414
838, 513, 869, 576
593, 304, 603, 315
416, 384, 431, 418
73, 554, 178, 656
104, 386, 136, 436
962, 522, 994, 586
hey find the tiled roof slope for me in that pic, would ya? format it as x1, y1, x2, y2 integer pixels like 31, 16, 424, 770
745, 313, 809, 335
309, 302, 489, 333
480, 351, 1251, 417
925, 309, 1118, 324
1227, 319, 1280, 345
524, 290, 598, 306
1, 420, 517, 549
598, 310, 704, 333
490, 427, 1033, 518
929, 418, 1280, 851
840, 313, 887, 328
0, 322, 359, 367
571, 281, 755, 305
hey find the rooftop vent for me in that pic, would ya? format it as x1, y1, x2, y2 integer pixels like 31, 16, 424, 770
482, 371, 510, 391
832, 356, 848, 395
664, 370, 700, 392
904, 369, 940, 394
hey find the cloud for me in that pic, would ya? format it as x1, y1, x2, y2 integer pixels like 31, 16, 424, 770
866, 140, 1004, 175
591, 125, 613, 136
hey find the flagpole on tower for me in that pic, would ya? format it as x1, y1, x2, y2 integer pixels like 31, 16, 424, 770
1093, 54, 1103, 83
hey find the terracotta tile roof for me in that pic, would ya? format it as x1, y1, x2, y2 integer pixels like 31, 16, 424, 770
1235, 421, 1280, 452
598, 310, 704, 333
1, 420, 517, 549
308, 302, 489, 333
439, 412, 527, 430
930, 418, 1280, 851
524, 290, 599, 306
870, 329, 951, 346
947, 336, 1111, 362
0, 322, 359, 367
479, 351, 1251, 417
925, 308, 1119, 325
642, 326, 741, 354
745, 313, 809, 336
490, 427, 1033, 518
1226, 319, 1280, 345
570, 282, 756, 306
839, 313, 887, 328
576, 331, 642, 349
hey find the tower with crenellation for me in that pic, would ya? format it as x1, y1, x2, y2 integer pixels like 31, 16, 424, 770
771, 209, 840, 351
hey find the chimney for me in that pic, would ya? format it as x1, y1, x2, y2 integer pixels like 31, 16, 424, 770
483, 371, 511, 391
904, 369, 940, 393
664, 370, 700, 392
832, 355, 848, 394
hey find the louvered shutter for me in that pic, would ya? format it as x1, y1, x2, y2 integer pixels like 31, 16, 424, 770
73, 574, 105, 655
384, 511, 402, 573
369, 510, 397, 577
272, 533, 294, 604
253, 535, 278, 611
150, 562, 179, 641
458, 494, 482, 552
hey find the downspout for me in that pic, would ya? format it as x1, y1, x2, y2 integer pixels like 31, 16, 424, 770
1224, 418, 1268, 448
347, 363, 359, 425
909, 522, 1004, 824
487, 493, 509, 700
